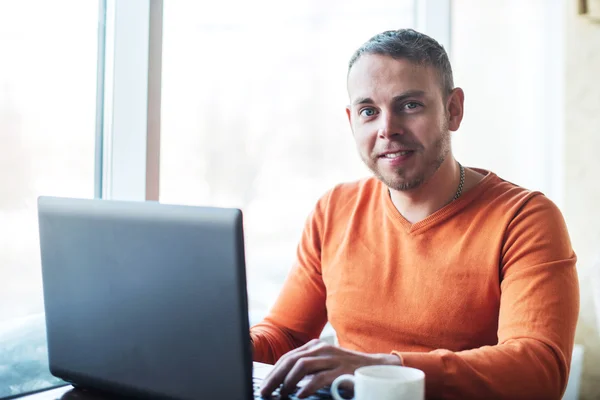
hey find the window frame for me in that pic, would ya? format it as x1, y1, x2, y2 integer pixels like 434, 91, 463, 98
101, 0, 451, 201
415, 0, 452, 53
99, 0, 163, 201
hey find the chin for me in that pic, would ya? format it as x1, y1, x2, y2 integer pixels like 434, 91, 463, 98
392, 180, 424, 191
379, 175, 424, 192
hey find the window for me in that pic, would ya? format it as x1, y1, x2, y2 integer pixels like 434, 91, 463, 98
0, 1, 99, 396
451, 0, 563, 205
159, 0, 415, 322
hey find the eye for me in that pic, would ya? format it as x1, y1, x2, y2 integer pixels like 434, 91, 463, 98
359, 107, 378, 117
403, 101, 421, 110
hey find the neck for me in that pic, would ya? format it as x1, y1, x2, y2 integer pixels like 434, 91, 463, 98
389, 156, 460, 224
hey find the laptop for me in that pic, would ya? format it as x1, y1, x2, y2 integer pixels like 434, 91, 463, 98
37, 196, 312, 399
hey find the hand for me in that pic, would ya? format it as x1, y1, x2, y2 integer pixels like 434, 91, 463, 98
259, 339, 402, 398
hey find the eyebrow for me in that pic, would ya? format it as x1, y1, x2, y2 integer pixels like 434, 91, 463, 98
352, 90, 427, 106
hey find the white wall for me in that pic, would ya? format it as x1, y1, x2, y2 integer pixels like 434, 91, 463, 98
564, 1, 600, 398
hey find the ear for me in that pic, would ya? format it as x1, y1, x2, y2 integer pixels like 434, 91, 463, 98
345, 106, 354, 134
446, 88, 465, 132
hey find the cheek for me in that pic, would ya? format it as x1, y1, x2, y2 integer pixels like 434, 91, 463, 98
353, 126, 377, 153
410, 116, 444, 145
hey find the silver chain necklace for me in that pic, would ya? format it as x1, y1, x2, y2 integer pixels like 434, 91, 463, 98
452, 162, 465, 202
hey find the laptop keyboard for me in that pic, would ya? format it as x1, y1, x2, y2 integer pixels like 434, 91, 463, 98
253, 378, 336, 399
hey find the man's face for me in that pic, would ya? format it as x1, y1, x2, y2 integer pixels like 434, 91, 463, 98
346, 54, 455, 191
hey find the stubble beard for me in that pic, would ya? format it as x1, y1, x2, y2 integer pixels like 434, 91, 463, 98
366, 129, 452, 192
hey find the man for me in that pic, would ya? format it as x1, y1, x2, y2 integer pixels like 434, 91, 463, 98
251, 29, 579, 399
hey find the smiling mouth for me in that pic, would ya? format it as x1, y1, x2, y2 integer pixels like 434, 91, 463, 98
380, 150, 414, 158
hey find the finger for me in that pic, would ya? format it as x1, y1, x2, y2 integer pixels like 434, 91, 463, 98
261, 340, 324, 391
260, 352, 301, 396
260, 342, 329, 396
264, 339, 321, 380
279, 356, 334, 397
295, 370, 340, 399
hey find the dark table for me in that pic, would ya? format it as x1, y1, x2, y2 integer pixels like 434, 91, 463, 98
18, 386, 133, 400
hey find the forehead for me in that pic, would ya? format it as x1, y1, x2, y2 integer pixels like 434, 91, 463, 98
347, 54, 440, 102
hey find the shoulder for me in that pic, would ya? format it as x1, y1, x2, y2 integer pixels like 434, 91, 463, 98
304, 176, 382, 234
504, 190, 572, 253
314, 176, 383, 216
469, 169, 549, 217
473, 170, 573, 258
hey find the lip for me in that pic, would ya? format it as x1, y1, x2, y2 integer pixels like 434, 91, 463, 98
378, 150, 415, 167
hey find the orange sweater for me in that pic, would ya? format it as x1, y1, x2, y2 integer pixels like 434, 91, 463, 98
250, 171, 579, 400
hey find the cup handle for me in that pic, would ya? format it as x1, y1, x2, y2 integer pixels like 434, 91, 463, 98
331, 374, 355, 400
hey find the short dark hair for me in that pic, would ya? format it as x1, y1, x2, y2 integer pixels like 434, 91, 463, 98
348, 29, 454, 96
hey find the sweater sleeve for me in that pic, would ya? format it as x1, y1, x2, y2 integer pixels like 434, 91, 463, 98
250, 193, 329, 364
393, 194, 580, 400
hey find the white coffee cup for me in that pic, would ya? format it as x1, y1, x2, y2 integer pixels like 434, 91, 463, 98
331, 365, 425, 400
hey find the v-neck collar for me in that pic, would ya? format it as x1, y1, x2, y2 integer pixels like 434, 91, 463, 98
382, 169, 496, 235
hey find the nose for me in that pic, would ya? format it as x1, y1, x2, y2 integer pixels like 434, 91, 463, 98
377, 111, 404, 139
